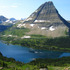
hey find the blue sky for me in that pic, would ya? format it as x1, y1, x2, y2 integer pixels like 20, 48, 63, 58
0, 0, 70, 20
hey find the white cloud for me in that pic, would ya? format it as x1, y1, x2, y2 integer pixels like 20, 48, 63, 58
11, 5, 18, 8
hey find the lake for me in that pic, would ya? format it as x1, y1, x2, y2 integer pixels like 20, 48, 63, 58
0, 41, 70, 63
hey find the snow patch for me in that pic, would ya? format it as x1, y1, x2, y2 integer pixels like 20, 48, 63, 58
21, 36, 31, 39
5, 20, 12, 23
49, 26, 55, 31
5, 20, 10, 22
8, 35, 12, 37
34, 20, 46, 22
9, 21, 12, 23
41, 27, 46, 30
34, 20, 50, 22
30, 24, 35, 27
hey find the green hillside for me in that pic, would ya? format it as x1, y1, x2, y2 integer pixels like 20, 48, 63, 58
0, 36, 70, 52
1, 21, 30, 37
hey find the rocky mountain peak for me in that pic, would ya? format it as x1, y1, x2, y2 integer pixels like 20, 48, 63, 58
45, 1, 53, 5
22, 1, 70, 37
24, 1, 70, 27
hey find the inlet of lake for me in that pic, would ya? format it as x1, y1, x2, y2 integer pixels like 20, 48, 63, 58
0, 41, 70, 63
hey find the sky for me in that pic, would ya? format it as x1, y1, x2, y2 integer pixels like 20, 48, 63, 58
0, 0, 70, 20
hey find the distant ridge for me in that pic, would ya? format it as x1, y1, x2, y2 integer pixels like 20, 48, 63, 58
0, 16, 8, 23
10, 18, 16, 21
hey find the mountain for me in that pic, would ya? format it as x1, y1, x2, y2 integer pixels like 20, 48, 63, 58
24, 1, 70, 27
0, 16, 13, 32
1, 18, 17, 26
21, 1, 70, 37
10, 18, 16, 21
1, 1, 70, 38
0, 16, 8, 24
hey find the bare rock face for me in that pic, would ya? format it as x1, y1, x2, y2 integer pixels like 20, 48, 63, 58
23, 1, 70, 37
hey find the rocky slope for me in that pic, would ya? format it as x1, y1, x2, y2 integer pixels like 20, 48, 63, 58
21, 1, 70, 37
